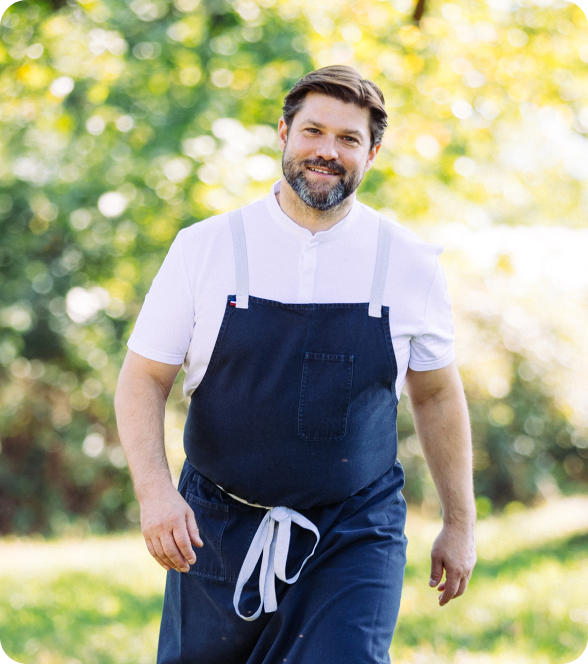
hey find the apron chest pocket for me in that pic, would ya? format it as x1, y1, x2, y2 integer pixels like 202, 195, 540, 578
298, 352, 354, 442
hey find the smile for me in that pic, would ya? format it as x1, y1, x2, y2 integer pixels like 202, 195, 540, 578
307, 167, 339, 175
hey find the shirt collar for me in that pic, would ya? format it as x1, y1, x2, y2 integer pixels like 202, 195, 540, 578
265, 179, 359, 242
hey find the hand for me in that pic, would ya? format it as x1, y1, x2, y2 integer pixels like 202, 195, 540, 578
429, 522, 476, 606
139, 484, 203, 573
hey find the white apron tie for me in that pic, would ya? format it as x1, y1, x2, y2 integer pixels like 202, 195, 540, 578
232, 505, 320, 621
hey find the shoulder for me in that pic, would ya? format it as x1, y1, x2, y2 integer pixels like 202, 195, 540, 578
176, 197, 265, 246
358, 202, 443, 265
175, 211, 229, 246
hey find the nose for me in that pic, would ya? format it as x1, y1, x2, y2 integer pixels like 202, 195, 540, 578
314, 135, 338, 162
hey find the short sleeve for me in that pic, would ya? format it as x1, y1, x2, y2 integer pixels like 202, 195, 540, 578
408, 262, 455, 371
127, 230, 194, 365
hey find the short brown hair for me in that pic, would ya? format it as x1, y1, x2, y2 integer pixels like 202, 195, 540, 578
282, 66, 387, 150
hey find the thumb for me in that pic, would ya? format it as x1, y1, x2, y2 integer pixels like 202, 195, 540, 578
429, 553, 444, 587
186, 509, 203, 548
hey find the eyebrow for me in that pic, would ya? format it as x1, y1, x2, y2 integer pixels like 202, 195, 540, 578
299, 120, 365, 139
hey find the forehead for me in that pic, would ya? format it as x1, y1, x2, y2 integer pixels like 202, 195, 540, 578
292, 92, 371, 135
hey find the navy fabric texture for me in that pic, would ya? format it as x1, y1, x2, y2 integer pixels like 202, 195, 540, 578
158, 286, 409, 663
183, 296, 400, 509
157, 457, 408, 664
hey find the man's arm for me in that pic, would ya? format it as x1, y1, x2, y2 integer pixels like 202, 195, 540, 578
404, 360, 477, 606
114, 350, 203, 573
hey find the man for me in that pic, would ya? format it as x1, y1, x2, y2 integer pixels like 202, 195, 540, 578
114, 65, 476, 664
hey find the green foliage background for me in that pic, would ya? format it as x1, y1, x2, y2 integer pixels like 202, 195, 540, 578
0, 0, 587, 536
2, 498, 588, 663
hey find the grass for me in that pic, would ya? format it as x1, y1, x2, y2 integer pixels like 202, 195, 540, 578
0, 496, 587, 663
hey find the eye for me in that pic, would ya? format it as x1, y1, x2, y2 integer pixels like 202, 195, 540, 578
343, 136, 358, 144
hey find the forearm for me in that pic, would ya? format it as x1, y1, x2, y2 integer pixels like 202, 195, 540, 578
114, 373, 173, 501
405, 363, 477, 603
411, 382, 475, 528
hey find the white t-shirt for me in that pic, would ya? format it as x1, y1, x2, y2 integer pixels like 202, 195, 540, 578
127, 180, 455, 399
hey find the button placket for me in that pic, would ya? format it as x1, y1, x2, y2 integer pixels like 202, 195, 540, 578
298, 240, 318, 303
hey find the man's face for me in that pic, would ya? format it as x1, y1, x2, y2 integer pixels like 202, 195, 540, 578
278, 92, 380, 211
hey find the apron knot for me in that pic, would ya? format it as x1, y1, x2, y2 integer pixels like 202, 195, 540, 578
233, 506, 320, 621
270, 506, 291, 522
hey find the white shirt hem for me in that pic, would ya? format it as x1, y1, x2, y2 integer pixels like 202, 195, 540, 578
408, 349, 455, 372
127, 339, 186, 366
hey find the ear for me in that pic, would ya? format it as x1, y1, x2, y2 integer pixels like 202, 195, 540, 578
277, 117, 288, 152
364, 143, 382, 172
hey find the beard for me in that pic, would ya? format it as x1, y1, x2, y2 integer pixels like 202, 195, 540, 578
281, 148, 365, 212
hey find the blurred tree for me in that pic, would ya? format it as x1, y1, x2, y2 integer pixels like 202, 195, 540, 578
0, 0, 586, 534
0, 0, 313, 535
413, 0, 427, 25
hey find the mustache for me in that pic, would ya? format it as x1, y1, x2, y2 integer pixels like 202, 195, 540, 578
301, 158, 346, 176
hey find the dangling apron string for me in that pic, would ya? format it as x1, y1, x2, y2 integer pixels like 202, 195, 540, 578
233, 506, 320, 622
215, 482, 320, 622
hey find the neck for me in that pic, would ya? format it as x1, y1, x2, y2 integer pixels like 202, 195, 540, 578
275, 178, 355, 235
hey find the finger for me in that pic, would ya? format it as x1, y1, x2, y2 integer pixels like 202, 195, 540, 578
440, 574, 468, 604
161, 532, 191, 572
439, 570, 461, 606
153, 553, 172, 571
146, 538, 171, 571
439, 581, 459, 605
454, 574, 469, 599
429, 554, 444, 587
173, 524, 197, 566
152, 537, 179, 572
186, 509, 203, 548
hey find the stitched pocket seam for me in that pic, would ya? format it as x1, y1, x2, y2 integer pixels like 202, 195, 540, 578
298, 352, 354, 442
186, 492, 229, 581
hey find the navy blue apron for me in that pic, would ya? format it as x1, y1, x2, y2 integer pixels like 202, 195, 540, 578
157, 209, 408, 664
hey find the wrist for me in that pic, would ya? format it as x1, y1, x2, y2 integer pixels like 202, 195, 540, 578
134, 471, 175, 502
442, 509, 476, 530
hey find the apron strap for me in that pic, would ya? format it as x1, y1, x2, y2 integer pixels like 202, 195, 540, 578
233, 506, 320, 621
228, 209, 249, 309
368, 215, 392, 318
229, 207, 390, 315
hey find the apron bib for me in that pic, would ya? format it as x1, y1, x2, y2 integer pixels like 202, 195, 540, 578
157, 210, 408, 664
